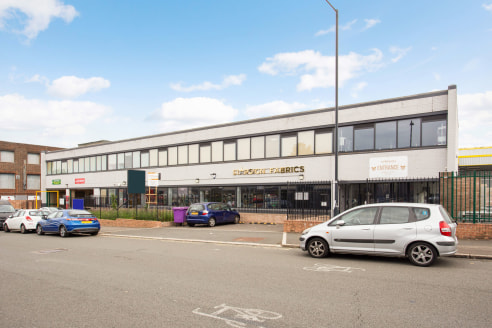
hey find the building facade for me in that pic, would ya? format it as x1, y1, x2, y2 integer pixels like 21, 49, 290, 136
0, 141, 62, 207
42, 85, 458, 215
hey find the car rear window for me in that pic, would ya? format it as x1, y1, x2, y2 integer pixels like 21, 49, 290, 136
28, 210, 43, 216
412, 207, 431, 221
438, 206, 454, 224
68, 210, 94, 218
189, 204, 205, 212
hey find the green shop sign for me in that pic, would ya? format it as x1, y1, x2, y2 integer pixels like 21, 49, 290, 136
52, 179, 61, 185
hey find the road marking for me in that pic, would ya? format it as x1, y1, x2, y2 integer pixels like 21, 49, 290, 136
303, 263, 366, 273
193, 303, 282, 328
33, 248, 68, 254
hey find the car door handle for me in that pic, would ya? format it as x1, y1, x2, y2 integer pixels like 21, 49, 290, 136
361, 228, 371, 230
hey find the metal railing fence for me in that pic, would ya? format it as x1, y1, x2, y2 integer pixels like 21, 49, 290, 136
440, 171, 492, 223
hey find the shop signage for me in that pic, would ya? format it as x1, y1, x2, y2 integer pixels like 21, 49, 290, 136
369, 156, 408, 178
233, 166, 304, 176
147, 172, 160, 187
75, 178, 86, 184
52, 179, 61, 185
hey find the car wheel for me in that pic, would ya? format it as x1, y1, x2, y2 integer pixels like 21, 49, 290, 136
59, 226, 69, 238
188, 223, 195, 227
91, 231, 99, 236
3, 223, 10, 232
208, 217, 216, 227
36, 225, 44, 235
407, 242, 437, 267
20, 224, 26, 234
307, 237, 330, 258
234, 215, 240, 224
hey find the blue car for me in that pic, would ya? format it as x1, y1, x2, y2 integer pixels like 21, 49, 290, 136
186, 202, 240, 227
36, 209, 100, 237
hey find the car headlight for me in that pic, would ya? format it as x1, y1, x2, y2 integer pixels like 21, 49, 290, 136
301, 228, 311, 235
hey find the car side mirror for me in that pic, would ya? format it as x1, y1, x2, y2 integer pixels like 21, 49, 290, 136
336, 220, 345, 226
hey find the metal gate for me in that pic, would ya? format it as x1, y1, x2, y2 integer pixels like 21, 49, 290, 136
286, 181, 331, 221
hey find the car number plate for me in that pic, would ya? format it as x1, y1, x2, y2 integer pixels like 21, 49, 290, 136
191, 211, 198, 215
81, 220, 92, 224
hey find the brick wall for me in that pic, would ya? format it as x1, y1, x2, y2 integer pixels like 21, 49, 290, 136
456, 223, 492, 240
0, 141, 62, 199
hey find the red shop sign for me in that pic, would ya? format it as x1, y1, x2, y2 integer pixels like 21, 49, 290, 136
75, 178, 86, 184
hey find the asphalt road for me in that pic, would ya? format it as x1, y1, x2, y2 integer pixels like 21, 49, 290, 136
1, 231, 491, 328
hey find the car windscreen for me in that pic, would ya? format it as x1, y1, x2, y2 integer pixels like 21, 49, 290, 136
0, 205, 15, 213
68, 210, 95, 218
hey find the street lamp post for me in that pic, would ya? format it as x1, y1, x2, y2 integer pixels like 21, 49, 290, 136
325, 0, 339, 216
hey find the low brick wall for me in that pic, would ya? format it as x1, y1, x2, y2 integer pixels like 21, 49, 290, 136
239, 213, 286, 224
284, 220, 324, 233
99, 219, 173, 228
456, 223, 492, 240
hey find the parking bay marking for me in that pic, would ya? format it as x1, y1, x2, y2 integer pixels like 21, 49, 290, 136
193, 303, 282, 328
303, 263, 366, 273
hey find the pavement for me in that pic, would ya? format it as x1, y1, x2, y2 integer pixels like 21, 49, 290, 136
99, 223, 492, 260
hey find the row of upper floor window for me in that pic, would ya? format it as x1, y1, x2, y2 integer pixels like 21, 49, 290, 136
0, 151, 40, 164
46, 115, 447, 175
0, 173, 40, 190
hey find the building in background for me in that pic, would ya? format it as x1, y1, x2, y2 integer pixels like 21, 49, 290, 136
0, 141, 62, 208
458, 147, 492, 172
42, 86, 458, 216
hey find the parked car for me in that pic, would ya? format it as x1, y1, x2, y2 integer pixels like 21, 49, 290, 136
186, 202, 240, 227
36, 209, 100, 237
0, 200, 16, 231
299, 203, 458, 267
40, 207, 60, 213
3, 209, 48, 233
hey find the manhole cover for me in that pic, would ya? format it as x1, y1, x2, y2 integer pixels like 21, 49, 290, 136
233, 237, 264, 242
34, 248, 68, 254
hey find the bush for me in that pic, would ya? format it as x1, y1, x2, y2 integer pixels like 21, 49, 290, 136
90, 207, 174, 222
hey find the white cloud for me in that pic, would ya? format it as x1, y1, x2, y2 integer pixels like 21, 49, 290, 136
0, 0, 78, 40
389, 46, 412, 63
458, 91, 492, 147
151, 97, 238, 132
0, 93, 111, 146
245, 101, 308, 119
170, 74, 246, 92
47, 76, 111, 98
483, 3, 492, 12
350, 81, 368, 98
315, 19, 357, 36
433, 73, 441, 81
363, 19, 381, 30
258, 49, 384, 91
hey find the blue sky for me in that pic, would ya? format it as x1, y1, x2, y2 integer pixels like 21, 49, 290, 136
1, 0, 491, 148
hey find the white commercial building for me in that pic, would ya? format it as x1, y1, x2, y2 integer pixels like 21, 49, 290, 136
42, 85, 458, 215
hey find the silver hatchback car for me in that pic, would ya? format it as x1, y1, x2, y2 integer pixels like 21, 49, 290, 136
300, 203, 458, 266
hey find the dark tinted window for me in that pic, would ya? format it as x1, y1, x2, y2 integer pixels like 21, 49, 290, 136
413, 207, 431, 221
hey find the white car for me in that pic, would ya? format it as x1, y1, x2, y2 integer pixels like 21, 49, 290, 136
3, 209, 48, 234
300, 203, 458, 267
